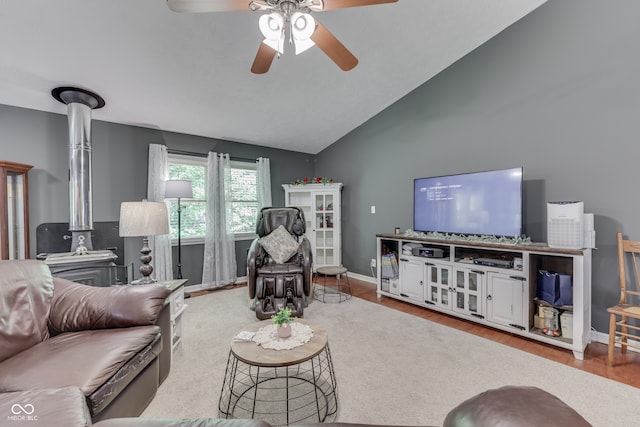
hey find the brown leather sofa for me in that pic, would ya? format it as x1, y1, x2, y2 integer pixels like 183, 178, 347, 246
0, 260, 170, 423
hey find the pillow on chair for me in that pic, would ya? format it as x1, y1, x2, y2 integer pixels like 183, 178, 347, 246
259, 225, 300, 264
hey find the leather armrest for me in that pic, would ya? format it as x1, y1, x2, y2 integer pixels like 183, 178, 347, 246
298, 238, 313, 296
247, 238, 266, 299
48, 278, 170, 334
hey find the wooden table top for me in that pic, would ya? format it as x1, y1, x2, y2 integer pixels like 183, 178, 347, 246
230, 318, 327, 367
316, 266, 347, 276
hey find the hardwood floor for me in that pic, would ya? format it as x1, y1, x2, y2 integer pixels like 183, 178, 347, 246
193, 275, 640, 388
344, 276, 640, 388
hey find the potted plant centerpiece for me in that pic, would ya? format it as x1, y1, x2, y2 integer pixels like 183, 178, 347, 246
272, 307, 294, 338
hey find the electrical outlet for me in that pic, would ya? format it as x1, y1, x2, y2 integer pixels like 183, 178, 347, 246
370, 258, 377, 268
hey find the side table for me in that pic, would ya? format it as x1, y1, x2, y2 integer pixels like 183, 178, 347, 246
218, 319, 338, 426
314, 265, 352, 303
156, 279, 189, 353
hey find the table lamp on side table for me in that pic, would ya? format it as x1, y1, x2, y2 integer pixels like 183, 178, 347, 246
119, 200, 169, 284
164, 179, 193, 280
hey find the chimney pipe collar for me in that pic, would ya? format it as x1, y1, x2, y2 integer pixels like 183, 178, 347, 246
52, 86, 105, 109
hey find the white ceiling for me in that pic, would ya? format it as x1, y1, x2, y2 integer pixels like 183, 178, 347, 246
0, 0, 546, 154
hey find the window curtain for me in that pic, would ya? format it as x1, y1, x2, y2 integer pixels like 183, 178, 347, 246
202, 152, 237, 289
147, 144, 173, 281
256, 157, 272, 210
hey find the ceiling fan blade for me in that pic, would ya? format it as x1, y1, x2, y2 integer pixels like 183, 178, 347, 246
167, 0, 253, 13
310, 21, 358, 71
319, 0, 398, 11
251, 42, 278, 74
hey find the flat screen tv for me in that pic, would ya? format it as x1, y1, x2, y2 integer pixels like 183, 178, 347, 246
413, 167, 523, 237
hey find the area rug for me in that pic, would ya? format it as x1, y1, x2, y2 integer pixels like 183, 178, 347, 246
142, 287, 640, 426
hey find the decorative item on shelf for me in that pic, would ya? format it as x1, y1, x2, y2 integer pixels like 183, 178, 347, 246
164, 179, 193, 280
291, 177, 334, 185
119, 200, 169, 284
272, 307, 294, 338
325, 216, 333, 228
402, 229, 533, 246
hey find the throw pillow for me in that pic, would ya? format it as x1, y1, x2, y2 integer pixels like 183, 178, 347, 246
259, 225, 300, 264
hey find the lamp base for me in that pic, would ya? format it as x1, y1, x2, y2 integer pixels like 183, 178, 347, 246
137, 238, 155, 284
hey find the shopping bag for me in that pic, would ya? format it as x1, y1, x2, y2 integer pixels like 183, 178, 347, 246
537, 270, 573, 306
381, 253, 399, 279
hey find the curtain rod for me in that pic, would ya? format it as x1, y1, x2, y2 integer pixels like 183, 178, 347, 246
167, 148, 257, 163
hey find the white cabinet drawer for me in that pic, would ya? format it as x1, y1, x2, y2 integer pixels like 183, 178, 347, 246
170, 290, 185, 318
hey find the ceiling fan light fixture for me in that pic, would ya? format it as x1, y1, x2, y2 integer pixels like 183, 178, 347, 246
291, 12, 316, 55
308, 0, 324, 12
259, 12, 285, 53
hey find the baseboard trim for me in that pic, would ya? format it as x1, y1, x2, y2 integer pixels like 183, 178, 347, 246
345, 271, 377, 285
184, 275, 247, 294
591, 330, 640, 353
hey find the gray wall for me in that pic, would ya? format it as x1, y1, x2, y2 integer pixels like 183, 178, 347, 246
2, 0, 636, 333
0, 104, 315, 284
314, 0, 640, 333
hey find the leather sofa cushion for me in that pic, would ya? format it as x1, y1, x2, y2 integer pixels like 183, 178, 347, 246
443, 385, 592, 427
49, 278, 170, 334
0, 386, 91, 427
0, 325, 161, 396
89, 332, 162, 416
0, 260, 54, 363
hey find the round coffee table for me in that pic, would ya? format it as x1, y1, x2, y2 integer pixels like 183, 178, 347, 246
218, 318, 338, 426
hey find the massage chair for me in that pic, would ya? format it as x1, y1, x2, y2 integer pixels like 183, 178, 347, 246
247, 207, 312, 320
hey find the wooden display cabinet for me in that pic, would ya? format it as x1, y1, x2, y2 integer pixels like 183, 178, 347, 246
0, 161, 33, 259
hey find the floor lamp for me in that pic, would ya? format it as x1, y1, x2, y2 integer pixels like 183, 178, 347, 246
165, 180, 193, 280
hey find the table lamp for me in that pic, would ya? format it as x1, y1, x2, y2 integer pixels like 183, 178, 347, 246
165, 179, 193, 279
119, 200, 169, 284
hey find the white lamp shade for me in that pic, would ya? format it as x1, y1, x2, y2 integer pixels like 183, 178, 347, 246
119, 201, 169, 237
165, 180, 193, 199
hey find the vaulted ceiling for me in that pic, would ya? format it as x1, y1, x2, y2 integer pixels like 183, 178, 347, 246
0, 0, 546, 154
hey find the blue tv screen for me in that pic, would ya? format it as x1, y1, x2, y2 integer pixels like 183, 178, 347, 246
413, 167, 523, 237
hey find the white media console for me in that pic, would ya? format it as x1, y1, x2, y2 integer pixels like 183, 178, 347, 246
376, 234, 592, 359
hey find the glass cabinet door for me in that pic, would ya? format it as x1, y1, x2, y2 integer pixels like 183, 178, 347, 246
313, 192, 336, 266
425, 263, 451, 309
452, 267, 485, 317
0, 161, 33, 260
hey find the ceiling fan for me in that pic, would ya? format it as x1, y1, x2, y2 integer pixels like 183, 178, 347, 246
166, 0, 399, 74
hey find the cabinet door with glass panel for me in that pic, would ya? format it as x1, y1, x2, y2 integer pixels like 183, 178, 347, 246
452, 267, 485, 318
282, 183, 342, 270
424, 261, 452, 309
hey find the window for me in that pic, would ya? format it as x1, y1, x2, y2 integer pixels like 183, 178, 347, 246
229, 161, 259, 236
167, 154, 259, 242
